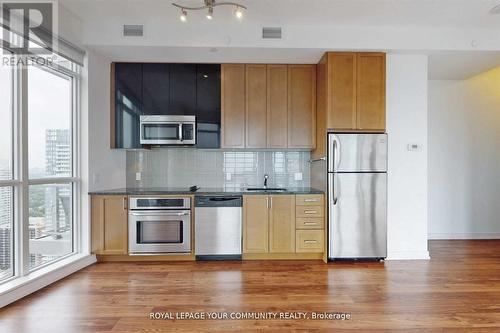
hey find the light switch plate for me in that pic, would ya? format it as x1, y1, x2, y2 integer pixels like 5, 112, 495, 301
226, 173, 232, 181
294, 172, 303, 181
135, 172, 142, 181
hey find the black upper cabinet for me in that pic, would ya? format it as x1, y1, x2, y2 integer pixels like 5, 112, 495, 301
113, 62, 221, 149
114, 63, 143, 149
143, 63, 170, 115
196, 64, 221, 149
169, 64, 197, 114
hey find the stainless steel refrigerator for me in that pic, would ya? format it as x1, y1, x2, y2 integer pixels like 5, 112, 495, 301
328, 133, 387, 260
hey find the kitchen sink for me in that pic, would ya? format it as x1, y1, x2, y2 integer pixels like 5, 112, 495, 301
245, 188, 287, 192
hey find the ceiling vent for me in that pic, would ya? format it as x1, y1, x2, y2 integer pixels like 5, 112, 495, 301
123, 25, 144, 37
262, 27, 282, 39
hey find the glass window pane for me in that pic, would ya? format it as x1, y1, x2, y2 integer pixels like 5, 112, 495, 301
29, 183, 73, 270
0, 187, 14, 281
28, 66, 72, 179
0, 62, 13, 180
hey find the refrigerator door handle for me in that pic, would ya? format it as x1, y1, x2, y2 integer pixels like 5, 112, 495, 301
328, 173, 338, 206
328, 135, 338, 172
333, 172, 338, 205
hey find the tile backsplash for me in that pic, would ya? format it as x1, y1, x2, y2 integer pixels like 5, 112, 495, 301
126, 149, 311, 189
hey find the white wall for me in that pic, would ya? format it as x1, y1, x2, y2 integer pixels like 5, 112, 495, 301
386, 54, 430, 260
84, 50, 126, 192
428, 71, 500, 239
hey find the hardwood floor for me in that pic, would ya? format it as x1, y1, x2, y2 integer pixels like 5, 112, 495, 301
1, 240, 500, 332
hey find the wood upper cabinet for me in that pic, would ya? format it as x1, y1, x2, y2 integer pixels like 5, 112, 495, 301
356, 53, 386, 130
245, 65, 267, 148
221, 64, 246, 148
327, 53, 357, 130
243, 195, 269, 253
91, 195, 128, 255
267, 65, 288, 148
269, 195, 296, 253
288, 65, 316, 149
314, 52, 386, 156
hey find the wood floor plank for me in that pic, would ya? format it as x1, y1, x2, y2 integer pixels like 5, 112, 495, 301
1, 240, 500, 332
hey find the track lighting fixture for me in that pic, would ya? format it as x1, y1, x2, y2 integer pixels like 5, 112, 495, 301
172, 0, 247, 22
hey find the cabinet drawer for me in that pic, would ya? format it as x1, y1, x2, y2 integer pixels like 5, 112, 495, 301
296, 206, 324, 218
296, 194, 324, 206
296, 230, 324, 253
296, 218, 324, 230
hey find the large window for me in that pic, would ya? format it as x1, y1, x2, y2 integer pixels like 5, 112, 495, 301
0, 56, 80, 283
0, 58, 14, 281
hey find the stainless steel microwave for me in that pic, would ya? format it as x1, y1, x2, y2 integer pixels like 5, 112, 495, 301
140, 115, 196, 145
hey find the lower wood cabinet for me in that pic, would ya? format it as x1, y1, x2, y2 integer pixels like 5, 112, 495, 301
243, 194, 325, 259
243, 195, 269, 253
269, 195, 296, 253
91, 195, 128, 255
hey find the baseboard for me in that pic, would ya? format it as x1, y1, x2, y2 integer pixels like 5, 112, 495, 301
428, 233, 500, 240
386, 250, 430, 260
0, 254, 97, 308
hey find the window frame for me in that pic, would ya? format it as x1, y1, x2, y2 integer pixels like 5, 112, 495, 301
0, 54, 82, 282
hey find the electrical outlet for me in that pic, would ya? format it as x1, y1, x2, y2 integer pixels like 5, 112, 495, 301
92, 173, 100, 184
294, 172, 303, 181
226, 173, 232, 181
135, 172, 142, 181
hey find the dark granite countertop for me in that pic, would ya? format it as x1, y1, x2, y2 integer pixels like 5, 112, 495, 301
88, 187, 324, 196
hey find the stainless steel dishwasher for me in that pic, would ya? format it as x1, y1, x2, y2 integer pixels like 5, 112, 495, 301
195, 196, 242, 260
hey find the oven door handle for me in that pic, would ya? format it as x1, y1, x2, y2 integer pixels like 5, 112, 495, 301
129, 211, 189, 217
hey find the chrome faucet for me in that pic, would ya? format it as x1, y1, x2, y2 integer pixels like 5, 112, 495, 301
263, 174, 269, 188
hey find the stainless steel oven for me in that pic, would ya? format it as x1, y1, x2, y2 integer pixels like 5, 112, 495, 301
129, 197, 191, 254
140, 115, 196, 145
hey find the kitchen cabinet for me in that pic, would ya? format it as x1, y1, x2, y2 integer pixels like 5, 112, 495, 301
356, 53, 386, 130
314, 52, 386, 157
112, 63, 221, 149
266, 65, 288, 148
245, 65, 267, 148
243, 195, 269, 253
269, 195, 296, 253
142, 63, 170, 115
221, 64, 246, 148
91, 195, 128, 255
111, 63, 143, 149
196, 64, 221, 149
288, 65, 316, 149
169, 64, 197, 114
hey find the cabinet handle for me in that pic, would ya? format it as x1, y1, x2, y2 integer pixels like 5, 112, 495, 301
304, 210, 317, 214
266, 197, 269, 210
304, 240, 318, 244
123, 197, 128, 210
304, 199, 318, 202
270, 197, 273, 209
304, 222, 318, 225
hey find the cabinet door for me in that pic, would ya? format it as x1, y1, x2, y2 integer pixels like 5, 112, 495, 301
142, 63, 170, 115
91, 195, 128, 255
327, 53, 357, 130
221, 64, 246, 148
196, 64, 221, 149
245, 65, 267, 148
112, 63, 142, 149
269, 195, 296, 253
288, 65, 316, 149
267, 65, 288, 148
169, 64, 197, 114
356, 53, 386, 131
243, 195, 269, 253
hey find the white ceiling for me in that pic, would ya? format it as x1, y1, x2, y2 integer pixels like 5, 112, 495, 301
60, 0, 500, 79
61, 0, 500, 29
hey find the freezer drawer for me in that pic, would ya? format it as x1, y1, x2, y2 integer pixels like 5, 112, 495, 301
328, 133, 387, 173
329, 172, 387, 259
